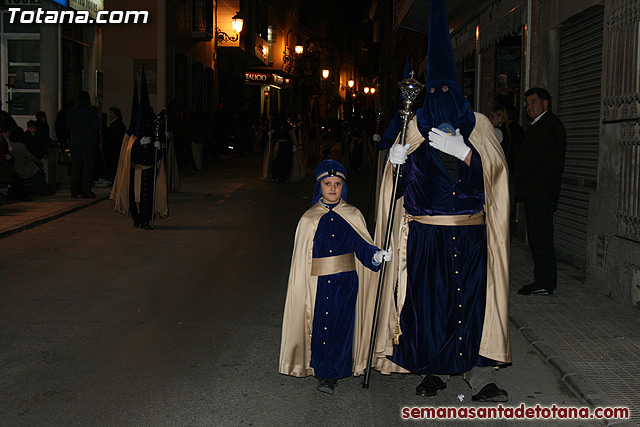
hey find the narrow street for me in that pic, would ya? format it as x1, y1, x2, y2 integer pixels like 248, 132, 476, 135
0, 155, 597, 426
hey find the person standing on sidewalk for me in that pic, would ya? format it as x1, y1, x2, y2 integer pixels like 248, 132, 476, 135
66, 91, 100, 198
366, 0, 511, 402
516, 88, 567, 296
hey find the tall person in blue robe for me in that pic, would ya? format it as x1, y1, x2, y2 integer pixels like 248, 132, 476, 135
367, 0, 511, 402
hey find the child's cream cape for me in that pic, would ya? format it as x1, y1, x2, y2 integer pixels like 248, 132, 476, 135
279, 199, 376, 377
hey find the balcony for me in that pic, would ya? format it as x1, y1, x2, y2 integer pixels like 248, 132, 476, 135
192, 0, 213, 41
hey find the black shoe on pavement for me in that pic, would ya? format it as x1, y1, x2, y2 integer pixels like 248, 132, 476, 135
518, 282, 537, 293
80, 192, 96, 198
416, 374, 447, 396
317, 378, 337, 395
472, 383, 509, 402
518, 284, 554, 296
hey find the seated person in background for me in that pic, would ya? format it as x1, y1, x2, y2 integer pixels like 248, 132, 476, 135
2, 126, 52, 196
0, 140, 31, 202
23, 120, 49, 161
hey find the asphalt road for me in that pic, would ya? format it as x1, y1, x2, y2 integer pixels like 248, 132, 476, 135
0, 154, 599, 426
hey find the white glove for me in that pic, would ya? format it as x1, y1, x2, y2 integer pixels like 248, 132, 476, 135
140, 136, 152, 145
372, 133, 381, 142
428, 128, 471, 161
373, 248, 392, 264
389, 143, 410, 166
154, 140, 161, 149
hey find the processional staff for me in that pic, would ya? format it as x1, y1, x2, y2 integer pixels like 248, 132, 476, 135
150, 112, 164, 230
363, 71, 424, 389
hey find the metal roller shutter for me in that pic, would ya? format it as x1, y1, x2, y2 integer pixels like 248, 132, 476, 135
555, 5, 604, 269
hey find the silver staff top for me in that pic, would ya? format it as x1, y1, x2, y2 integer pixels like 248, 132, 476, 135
398, 71, 425, 111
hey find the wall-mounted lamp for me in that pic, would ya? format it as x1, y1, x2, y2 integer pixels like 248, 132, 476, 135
294, 45, 304, 55
283, 47, 292, 66
232, 13, 243, 32
364, 87, 370, 94
370, 87, 376, 95
216, 11, 244, 43
322, 69, 330, 79
348, 79, 354, 88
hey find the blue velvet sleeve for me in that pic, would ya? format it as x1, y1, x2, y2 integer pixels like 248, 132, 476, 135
345, 225, 381, 272
313, 211, 381, 272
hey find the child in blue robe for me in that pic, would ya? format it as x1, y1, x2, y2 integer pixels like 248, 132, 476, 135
279, 160, 391, 395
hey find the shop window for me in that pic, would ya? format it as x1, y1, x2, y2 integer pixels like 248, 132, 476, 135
192, 0, 213, 40
6, 38, 41, 116
2, 14, 39, 34
495, 34, 522, 116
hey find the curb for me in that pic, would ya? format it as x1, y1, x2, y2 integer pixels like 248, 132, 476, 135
509, 313, 635, 427
0, 195, 109, 239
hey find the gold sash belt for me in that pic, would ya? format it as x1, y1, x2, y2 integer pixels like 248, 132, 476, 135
405, 211, 485, 226
311, 253, 356, 276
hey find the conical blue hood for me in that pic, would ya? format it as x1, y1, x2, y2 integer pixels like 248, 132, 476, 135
426, 0, 457, 84
135, 65, 155, 139
416, 0, 475, 139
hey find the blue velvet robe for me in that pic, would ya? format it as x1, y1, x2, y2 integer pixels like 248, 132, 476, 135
389, 142, 497, 374
310, 203, 381, 379
129, 141, 162, 224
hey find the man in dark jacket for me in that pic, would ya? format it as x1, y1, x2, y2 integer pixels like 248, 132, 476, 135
66, 91, 100, 198
515, 87, 567, 296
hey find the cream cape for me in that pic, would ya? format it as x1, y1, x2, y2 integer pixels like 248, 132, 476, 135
279, 199, 377, 377
109, 133, 168, 217
360, 113, 511, 374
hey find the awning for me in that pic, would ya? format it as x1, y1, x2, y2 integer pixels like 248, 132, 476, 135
451, 0, 526, 60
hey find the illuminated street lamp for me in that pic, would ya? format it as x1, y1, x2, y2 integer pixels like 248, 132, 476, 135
322, 69, 330, 79
231, 12, 243, 33
216, 11, 244, 43
348, 79, 354, 88
294, 45, 304, 54
364, 87, 370, 94
370, 87, 376, 95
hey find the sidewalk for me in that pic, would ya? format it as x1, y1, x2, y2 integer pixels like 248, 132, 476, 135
510, 240, 639, 426
0, 185, 112, 238
1, 177, 638, 425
